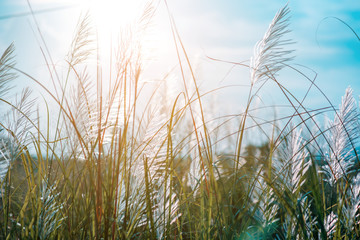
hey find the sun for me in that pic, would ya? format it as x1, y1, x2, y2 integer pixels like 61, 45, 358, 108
88, 0, 143, 50
90, 0, 140, 33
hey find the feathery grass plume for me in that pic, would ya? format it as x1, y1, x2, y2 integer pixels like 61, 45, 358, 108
323, 211, 338, 238
233, 4, 295, 222
0, 43, 16, 97
67, 84, 123, 158
116, 175, 144, 228
115, 106, 169, 236
140, 97, 168, 169
279, 195, 317, 239
57, 12, 95, 165
117, 90, 171, 236
274, 127, 309, 194
154, 177, 180, 239
4, 88, 36, 145
251, 170, 279, 228
37, 181, 64, 240
0, 139, 11, 183
322, 87, 359, 186
129, 82, 170, 183
342, 173, 360, 233
66, 68, 96, 154
250, 4, 294, 85
187, 131, 202, 193
298, 196, 318, 239
117, 172, 147, 232
67, 12, 93, 66
0, 88, 35, 184
0, 43, 17, 183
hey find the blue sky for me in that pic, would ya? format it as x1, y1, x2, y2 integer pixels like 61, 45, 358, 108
0, 0, 359, 117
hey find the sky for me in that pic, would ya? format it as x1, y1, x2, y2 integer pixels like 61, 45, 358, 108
0, 0, 359, 122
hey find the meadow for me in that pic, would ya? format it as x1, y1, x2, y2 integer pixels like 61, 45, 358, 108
0, 2, 359, 239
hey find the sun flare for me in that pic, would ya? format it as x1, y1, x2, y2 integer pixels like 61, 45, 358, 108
90, 0, 140, 38
84, 0, 156, 63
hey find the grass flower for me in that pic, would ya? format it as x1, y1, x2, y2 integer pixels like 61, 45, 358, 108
322, 87, 359, 186
250, 4, 294, 85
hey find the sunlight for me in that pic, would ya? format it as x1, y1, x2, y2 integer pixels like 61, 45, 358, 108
90, 0, 141, 45
2, 0, 360, 238
91, 0, 139, 26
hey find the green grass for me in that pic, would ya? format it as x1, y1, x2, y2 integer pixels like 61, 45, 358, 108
0, 2, 359, 239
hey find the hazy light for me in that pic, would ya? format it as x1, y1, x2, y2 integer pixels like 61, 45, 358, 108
90, 0, 141, 47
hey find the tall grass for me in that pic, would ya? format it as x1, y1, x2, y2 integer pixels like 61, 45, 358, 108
0, 2, 359, 239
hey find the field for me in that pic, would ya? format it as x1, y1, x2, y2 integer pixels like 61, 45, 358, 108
0, 2, 359, 239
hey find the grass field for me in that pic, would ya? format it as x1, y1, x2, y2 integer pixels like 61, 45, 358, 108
0, 2, 359, 239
